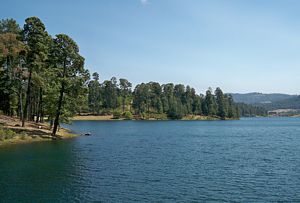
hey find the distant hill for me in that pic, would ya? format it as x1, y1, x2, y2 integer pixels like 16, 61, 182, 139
257, 96, 300, 111
229, 92, 296, 104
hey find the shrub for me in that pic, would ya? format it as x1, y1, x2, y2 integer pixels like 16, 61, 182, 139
153, 113, 168, 120
123, 111, 133, 120
0, 128, 4, 141
5, 129, 16, 139
113, 110, 122, 119
141, 112, 147, 120
0, 128, 17, 140
20, 132, 27, 140
167, 110, 184, 119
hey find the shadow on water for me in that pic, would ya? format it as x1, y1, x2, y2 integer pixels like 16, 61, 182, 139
0, 140, 89, 202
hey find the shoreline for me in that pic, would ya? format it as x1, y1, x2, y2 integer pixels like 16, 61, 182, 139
0, 115, 77, 147
71, 114, 237, 121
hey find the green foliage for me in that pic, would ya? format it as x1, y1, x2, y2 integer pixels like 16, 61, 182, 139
131, 82, 240, 119
123, 111, 133, 120
237, 103, 267, 117
203, 88, 217, 116
258, 96, 300, 111
0, 19, 26, 116
0, 127, 17, 140
113, 110, 122, 119
215, 87, 226, 120
102, 77, 118, 109
21, 17, 51, 126
49, 34, 88, 136
88, 72, 101, 114
119, 78, 132, 112
167, 103, 184, 119
0, 18, 21, 34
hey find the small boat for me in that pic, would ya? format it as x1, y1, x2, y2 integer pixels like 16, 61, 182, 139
84, 132, 92, 136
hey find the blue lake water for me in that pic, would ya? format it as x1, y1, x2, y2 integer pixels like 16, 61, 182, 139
1, 118, 300, 202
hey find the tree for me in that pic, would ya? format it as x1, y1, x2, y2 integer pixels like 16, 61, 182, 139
167, 97, 184, 119
88, 72, 101, 114
119, 78, 132, 112
132, 83, 149, 115
0, 19, 20, 34
21, 17, 50, 126
203, 88, 217, 116
50, 34, 87, 137
215, 87, 226, 119
0, 19, 25, 116
102, 77, 118, 110
149, 82, 162, 113
161, 83, 174, 113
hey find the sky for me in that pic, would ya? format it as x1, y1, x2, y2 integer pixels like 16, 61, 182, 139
1, 0, 300, 94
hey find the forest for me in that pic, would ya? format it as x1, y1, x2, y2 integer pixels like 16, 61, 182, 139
86, 75, 240, 120
0, 17, 261, 137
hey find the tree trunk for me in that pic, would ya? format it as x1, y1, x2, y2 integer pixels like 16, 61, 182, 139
52, 60, 66, 137
36, 90, 40, 123
40, 88, 44, 122
36, 88, 43, 123
52, 83, 64, 137
19, 87, 23, 121
22, 69, 32, 127
29, 95, 34, 121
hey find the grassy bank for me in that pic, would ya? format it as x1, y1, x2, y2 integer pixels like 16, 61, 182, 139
0, 115, 77, 147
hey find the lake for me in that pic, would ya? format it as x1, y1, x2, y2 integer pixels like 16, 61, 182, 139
1, 118, 300, 202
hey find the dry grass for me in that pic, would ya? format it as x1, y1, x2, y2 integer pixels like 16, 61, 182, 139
71, 115, 118, 121
0, 115, 77, 147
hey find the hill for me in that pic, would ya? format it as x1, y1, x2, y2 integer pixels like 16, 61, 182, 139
257, 96, 300, 111
230, 93, 296, 104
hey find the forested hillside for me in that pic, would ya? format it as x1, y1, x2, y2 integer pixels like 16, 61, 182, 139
257, 96, 300, 111
230, 92, 300, 112
236, 103, 267, 117
230, 93, 295, 104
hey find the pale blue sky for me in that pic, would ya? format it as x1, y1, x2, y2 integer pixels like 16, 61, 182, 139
2, 0, 300, 94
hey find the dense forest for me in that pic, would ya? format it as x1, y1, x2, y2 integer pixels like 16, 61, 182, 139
235, 103, 267, 117
86, 75, 240, 120
1, 17, 263, 137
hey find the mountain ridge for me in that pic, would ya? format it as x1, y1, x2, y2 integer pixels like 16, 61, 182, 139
228, 92, 297, 105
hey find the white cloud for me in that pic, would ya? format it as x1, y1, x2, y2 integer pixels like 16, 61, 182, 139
140, 0, 149, 6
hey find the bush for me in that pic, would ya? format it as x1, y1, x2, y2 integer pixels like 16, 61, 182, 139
141, 112, 147, 120
101, 109, 112, 115
20, 132, 27, 140
153, 113, 167, 120
123, 111, 133, 120
0, 128, 4, 141
0, 127, 17, 140
113, 110, 122, 119
167, 108, 184, 119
